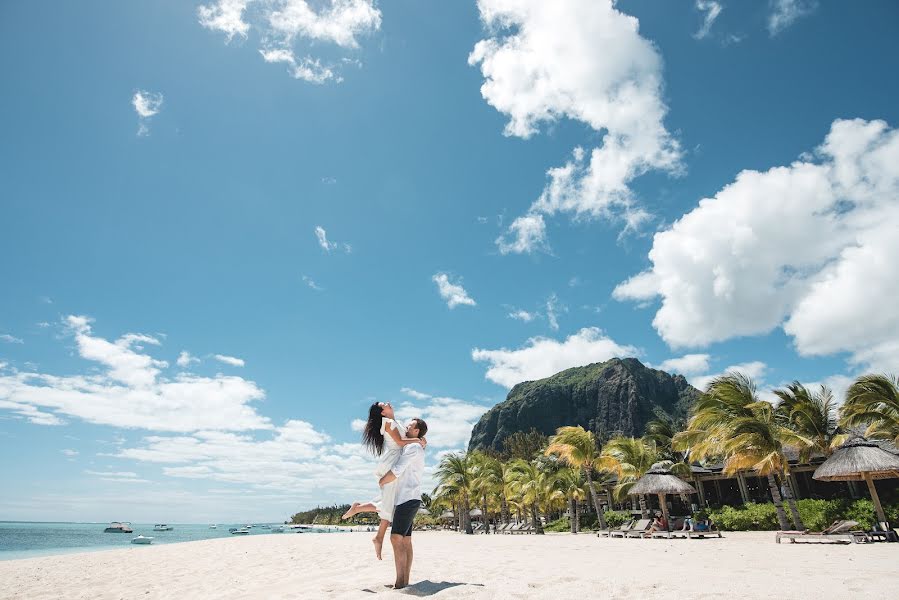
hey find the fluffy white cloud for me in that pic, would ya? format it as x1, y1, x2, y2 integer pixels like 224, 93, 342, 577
0, 334, 23, 344
432, 273, 476, 309
314, 225, 351, 253
350, 418, 366, 432
472, 327, 638, 388
84, 470, 149, 484
0, 316, 270, 432
507, 309, 537, 323
198, 0, 381, 83
132, 90, 163, 136
400, 387, 431, 400
471, 0, 681, 253
61, 449, 79, 457
213, 354, 245, 367
694, 1, 722, 39
394, 395, 491, 450
176, 351, 200, 368
689, 361, 768, 392
657, 354, 711, 376
615, 119, 899, 371
768, 0, 817, 36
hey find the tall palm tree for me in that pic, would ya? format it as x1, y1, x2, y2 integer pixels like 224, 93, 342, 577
775, 382, 843, 462
600, 435, 660, 517
506, 459, 560, 534
434, 453, 475, 534
470, 452, 503, 533
545, 426, 610, 529
643, 417, 684, 462
674, 373, 809, 530
556, 467, 587, 533
840, 374, 899, 446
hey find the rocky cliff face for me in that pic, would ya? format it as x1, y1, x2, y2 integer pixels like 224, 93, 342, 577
468, 358, 699, 452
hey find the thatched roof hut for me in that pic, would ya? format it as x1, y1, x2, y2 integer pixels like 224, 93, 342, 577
813, 436, 899, 524
628, 462, 697, 531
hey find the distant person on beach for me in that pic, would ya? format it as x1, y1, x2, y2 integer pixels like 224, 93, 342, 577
341, 402, 426, 559
377, 418, 427, 590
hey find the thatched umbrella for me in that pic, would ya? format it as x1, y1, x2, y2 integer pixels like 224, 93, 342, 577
438, 510, 454, 520
628, 462, 697, 532
813, 436, 899, 525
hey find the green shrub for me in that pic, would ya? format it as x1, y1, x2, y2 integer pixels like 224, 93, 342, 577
603, 510, 632, 528
543, 517, 570, 532
796, 498, 846, 532
708, 502, 778, 530
843, 499, 877, 531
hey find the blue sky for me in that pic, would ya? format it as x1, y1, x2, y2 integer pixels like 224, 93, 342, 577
1, 0, 898, 522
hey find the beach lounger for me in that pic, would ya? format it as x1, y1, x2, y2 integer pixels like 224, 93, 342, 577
496, 523, 512, 533
686, 523, 722, 539
507, 523, 526, 534
601, 520, 635, 538
652, 518, 687, 538
624, 519, 652, 538
775, 520, 866, 544
865, 522, 898, 543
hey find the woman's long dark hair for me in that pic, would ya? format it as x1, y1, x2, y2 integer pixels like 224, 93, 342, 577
362, 402, 385, 456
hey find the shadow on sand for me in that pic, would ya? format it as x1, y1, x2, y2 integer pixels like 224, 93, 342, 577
361, 581, 484, 596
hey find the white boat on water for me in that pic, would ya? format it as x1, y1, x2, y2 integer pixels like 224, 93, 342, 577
131, 535, 154, 545
104, 522, 133, 533
231, 528, 250, 535
153, 524, 173, 531
209, 524, 217, 529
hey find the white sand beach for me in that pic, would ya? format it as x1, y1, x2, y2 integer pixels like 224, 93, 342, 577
1, 531, 896, 600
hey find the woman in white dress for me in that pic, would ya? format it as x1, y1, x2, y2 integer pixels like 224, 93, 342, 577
342, 402, 425, 559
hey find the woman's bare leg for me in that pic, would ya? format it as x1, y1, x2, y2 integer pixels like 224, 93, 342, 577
342, 502, 379, 520
373, 519, 390, 560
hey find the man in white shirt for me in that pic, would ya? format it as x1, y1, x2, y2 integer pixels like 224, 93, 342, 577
378, 418, 427, 590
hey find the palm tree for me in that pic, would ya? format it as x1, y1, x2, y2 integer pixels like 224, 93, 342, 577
643, 417, 684, 462
544, 426, 610, 530
434, 453, 475, 534
600, 435, 659, 517
775, 382, 843, 462
556, 467, 587, 533
674, 373, 809, 530
840, 374, 899, 446
506, 459, 561, 534
470, 452, 503, 533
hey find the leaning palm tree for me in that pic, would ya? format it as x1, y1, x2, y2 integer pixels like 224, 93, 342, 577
434, 452, 475, 534
840, 374, 899, 446
775, 382, 843, 462
600, 435, 660, 517
545, 426, 609, 529
674, 373, 809, 530
506, 459, 559, 534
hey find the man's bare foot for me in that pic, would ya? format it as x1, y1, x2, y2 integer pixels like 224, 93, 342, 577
372, 536, 384, 560
342, 503, 359, 520
394, 583, 405, 590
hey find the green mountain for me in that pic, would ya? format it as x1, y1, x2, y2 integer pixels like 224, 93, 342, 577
468, 358, 700, 452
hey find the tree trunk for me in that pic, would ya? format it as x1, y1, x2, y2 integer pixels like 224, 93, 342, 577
639, 494, 649, 519
569, 497, 577, 534
501, 495, 510, 525
658, 493, 671, 532
532, 502, 544, 535
482, 495, 489, 534
778, 469, 805, 530
575, 499, 581, 533
463, 494, 473, 535
765, 474, 790, 530
585, 468, 607, 530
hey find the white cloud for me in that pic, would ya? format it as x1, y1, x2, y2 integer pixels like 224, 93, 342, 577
84, 470, 149, 484
657, 354, 711, 376
350, 418, 366, 432
213, 354, 245, 367
198, 0, 381, 83
432, 273, 476, 309
768, 0, 817, 36
545, 294, 566, 332
400, 387, 431, 400
37, 322, 51, 328
314, 226, 351, 253
132, 90, 163, 136
507, 309, 537, 323
0, 334, 23, 344
471, 0, 682, 253
615, 119, 899, 372
176, 351, 200, 368
302, 274, 324, 291
690, 361, 768, 393
61, 449, 79, 457
694, 1, 722, 39
0, 316, 270, 432
472, 327, 638, 388
394, 396, 491, 450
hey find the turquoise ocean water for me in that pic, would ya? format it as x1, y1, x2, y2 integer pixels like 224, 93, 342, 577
0, 522, 337, 561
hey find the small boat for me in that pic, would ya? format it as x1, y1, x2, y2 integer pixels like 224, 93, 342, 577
104, 522, 133, 533
209, 524, 217, 529
131, 535, 154, 545
270, 526, 285, 533
231, 528, 250, 535
245, 524, 253, 528
153, 524, 173, 531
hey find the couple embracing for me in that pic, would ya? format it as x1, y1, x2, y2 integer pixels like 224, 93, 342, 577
342, 402, 428, 590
